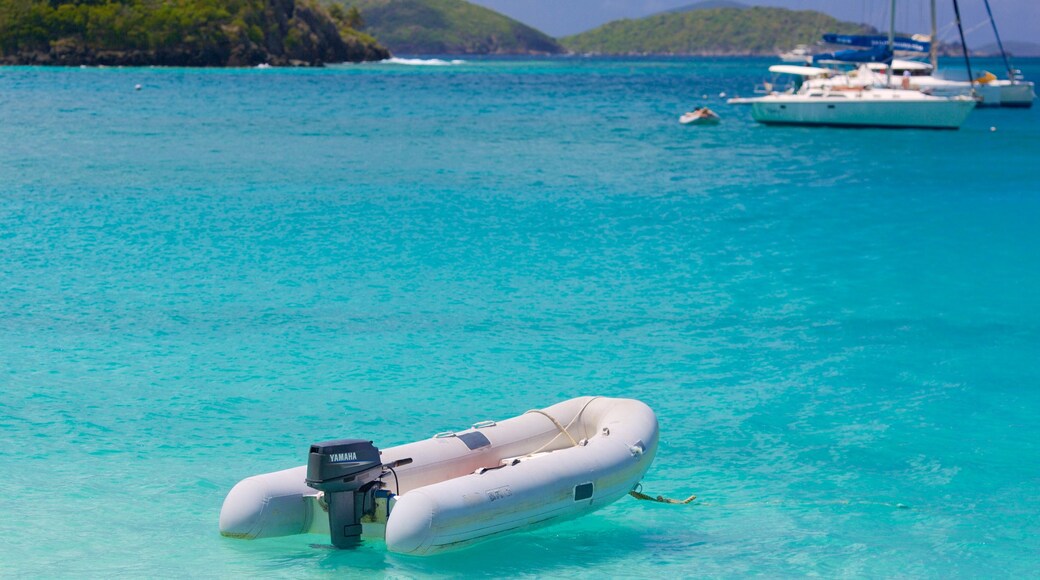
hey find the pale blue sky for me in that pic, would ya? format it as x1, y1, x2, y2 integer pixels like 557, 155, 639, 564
471, 0, 1038, 45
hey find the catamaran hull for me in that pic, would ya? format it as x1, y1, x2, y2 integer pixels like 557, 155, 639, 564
751, 97, 976, 129
812, 74, 1034, 109
977, 82, 1035, 108
915, 80, 1035, 108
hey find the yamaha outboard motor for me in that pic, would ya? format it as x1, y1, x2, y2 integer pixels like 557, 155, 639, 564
305, 439, 383, 548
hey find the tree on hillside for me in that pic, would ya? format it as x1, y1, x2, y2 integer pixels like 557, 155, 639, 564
328, 4, 364, 30
346, 6, 364, 29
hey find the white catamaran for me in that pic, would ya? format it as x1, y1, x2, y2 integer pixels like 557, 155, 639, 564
797, 0, 1034, 108
802, 60, 1033, 108
729, 0, 978, 129
731, 82, 976, 129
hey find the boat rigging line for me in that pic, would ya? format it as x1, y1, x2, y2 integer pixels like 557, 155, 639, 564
951, 0, 975, 94
982, 0, 1015, 81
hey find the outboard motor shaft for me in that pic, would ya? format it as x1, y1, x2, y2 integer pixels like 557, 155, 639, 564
305, 439, 383, 548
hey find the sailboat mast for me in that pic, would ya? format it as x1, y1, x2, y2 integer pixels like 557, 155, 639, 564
929, 0, 938, 70
951, 0, 975, 92
887, 0, 895, 87
982, 0, 1015, 80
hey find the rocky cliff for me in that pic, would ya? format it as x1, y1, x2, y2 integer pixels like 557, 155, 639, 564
0, 0, 389, 66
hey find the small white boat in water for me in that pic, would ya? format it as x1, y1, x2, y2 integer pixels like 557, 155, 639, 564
779, 44, 815, 63
679, 107, 721, 125
729, 65, 976, 130
741, 86, 976, 129
219, 396, 658, 555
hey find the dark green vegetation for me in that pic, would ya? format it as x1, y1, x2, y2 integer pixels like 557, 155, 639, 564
338, 0, 562, 55
561, 6, 876, 56
0, 0, 388, 66
661, 0, 749, 13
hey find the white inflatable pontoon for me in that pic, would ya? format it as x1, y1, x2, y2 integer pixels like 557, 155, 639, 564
219, 396, 658, 555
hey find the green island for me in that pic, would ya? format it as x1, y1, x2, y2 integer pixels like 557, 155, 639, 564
561, 6, 875, 56
1, 0, 968, 66
337, 0, 562, 55
0, 0, 388, 66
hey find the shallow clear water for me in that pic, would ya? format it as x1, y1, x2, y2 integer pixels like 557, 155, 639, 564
1, 57, 1038, 577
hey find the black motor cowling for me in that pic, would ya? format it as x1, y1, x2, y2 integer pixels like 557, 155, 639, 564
305, 439, 383, 548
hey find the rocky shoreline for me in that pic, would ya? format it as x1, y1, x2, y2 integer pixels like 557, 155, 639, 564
1, 42, 389, 68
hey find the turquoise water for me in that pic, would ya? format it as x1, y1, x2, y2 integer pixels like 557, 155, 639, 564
1, 57, 1038, 577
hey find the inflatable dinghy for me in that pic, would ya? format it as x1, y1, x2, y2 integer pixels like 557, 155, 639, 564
679, 107, 721, 125
219, 396, 658, 555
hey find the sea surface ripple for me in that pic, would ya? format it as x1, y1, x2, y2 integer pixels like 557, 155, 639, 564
1, 57, 1038, 577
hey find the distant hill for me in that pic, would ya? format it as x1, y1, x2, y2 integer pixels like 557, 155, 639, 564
560, 6, 876, 56
662, 0, 749, 14
0, 0, 388, 66
976, 41, 1040, 57
337, 0, 563, 54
